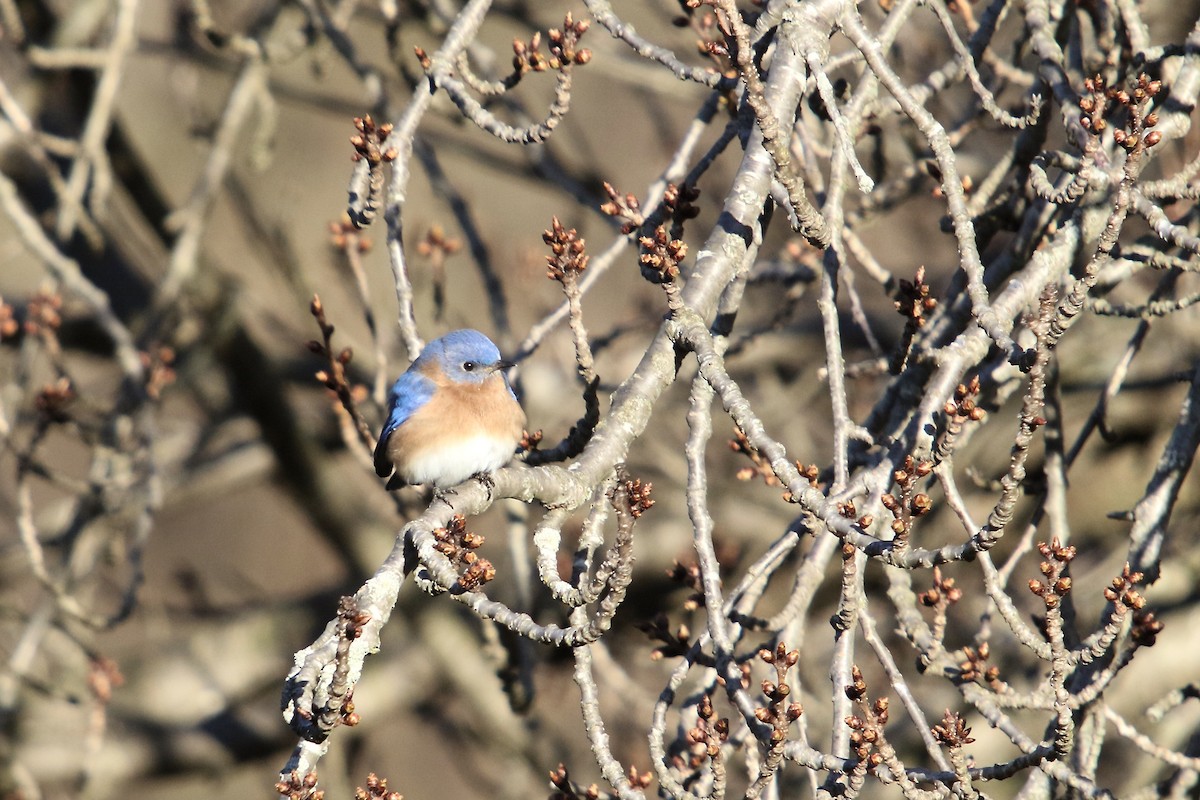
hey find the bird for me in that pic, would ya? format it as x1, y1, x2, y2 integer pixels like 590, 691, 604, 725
374, 329, 526, 491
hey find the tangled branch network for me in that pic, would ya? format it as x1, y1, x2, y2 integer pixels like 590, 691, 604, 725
272, 1, 1200, 797
3, 0, 1200, 798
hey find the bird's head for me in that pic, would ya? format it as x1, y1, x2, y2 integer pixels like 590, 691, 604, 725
419, 329, 514, 384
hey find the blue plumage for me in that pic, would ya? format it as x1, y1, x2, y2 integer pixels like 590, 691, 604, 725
376, 370, 435, 452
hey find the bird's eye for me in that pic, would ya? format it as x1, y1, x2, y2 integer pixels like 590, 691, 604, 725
462, 361, 477, 372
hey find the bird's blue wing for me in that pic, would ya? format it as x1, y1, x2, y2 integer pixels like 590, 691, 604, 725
374, 369, 436, 478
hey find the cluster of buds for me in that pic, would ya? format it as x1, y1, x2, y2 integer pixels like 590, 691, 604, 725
1105, 564, 1165, 646
275, 771, 323, 800
511, 32, 548, 74
935, 376, 985, 463
309, 340, 357, 396
24, 289, 63, 339
730, 426, 778, 485
338, 693, 359, 728
944, 377, 985, 423
355, 773, 402, 800
919, 567, 963, 608
781, 463, 821, 503
844, 501, 873, 525
1080, 73, 1163, 151
800, 463, 821, 486
639, 226, 687, 284
1132, 609, 1164, 647
349, 115, 396, 166
1105, 563, 1146, 610
599, 182, 643, 235
686, 693, 730, 766
547, 13, 591, 69
636, 612, 691, 660
844, 666, 889, 767
846, 715, 883, 768
335, 597, 371, 727
622, 477, 655, 518
35, 377, 74, 424
329, 214, 372, 254
140, 346, 176, 400
1116, 77, 1163, 152
931, 710, 975, 748
417, 224, 461, 263
881, 456, 933, 544
1078, 74, 1110, 133
894, 266, 937, 327
518, 428, 544, 453
685, 3, 735, 76
543, 217, 589, 283
958, 642, 999, 684
625, 766, 652, 791
336, 595, 371, 638
308, 295, 367, 405
515, 14, 591, 75
837, 500, 875, 530
433, 514, 495, 591
0, 296, 18, 340
667, 560, 705, 611
892, 266, 937, 372
1028, 539, 1075, 609
845, 665, 874, 703
755, 644, 803, 745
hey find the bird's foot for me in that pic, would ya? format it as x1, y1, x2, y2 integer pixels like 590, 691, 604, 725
471, 471, 496, 501
431, 486, 458, 506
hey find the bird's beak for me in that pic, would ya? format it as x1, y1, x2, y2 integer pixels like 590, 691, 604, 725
493, 359, 516, 371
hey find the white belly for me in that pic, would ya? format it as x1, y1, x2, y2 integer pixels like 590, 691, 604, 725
398, 434, 518, 488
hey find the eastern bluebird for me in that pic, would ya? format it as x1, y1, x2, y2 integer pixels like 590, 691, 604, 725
374, 329, 526, 490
